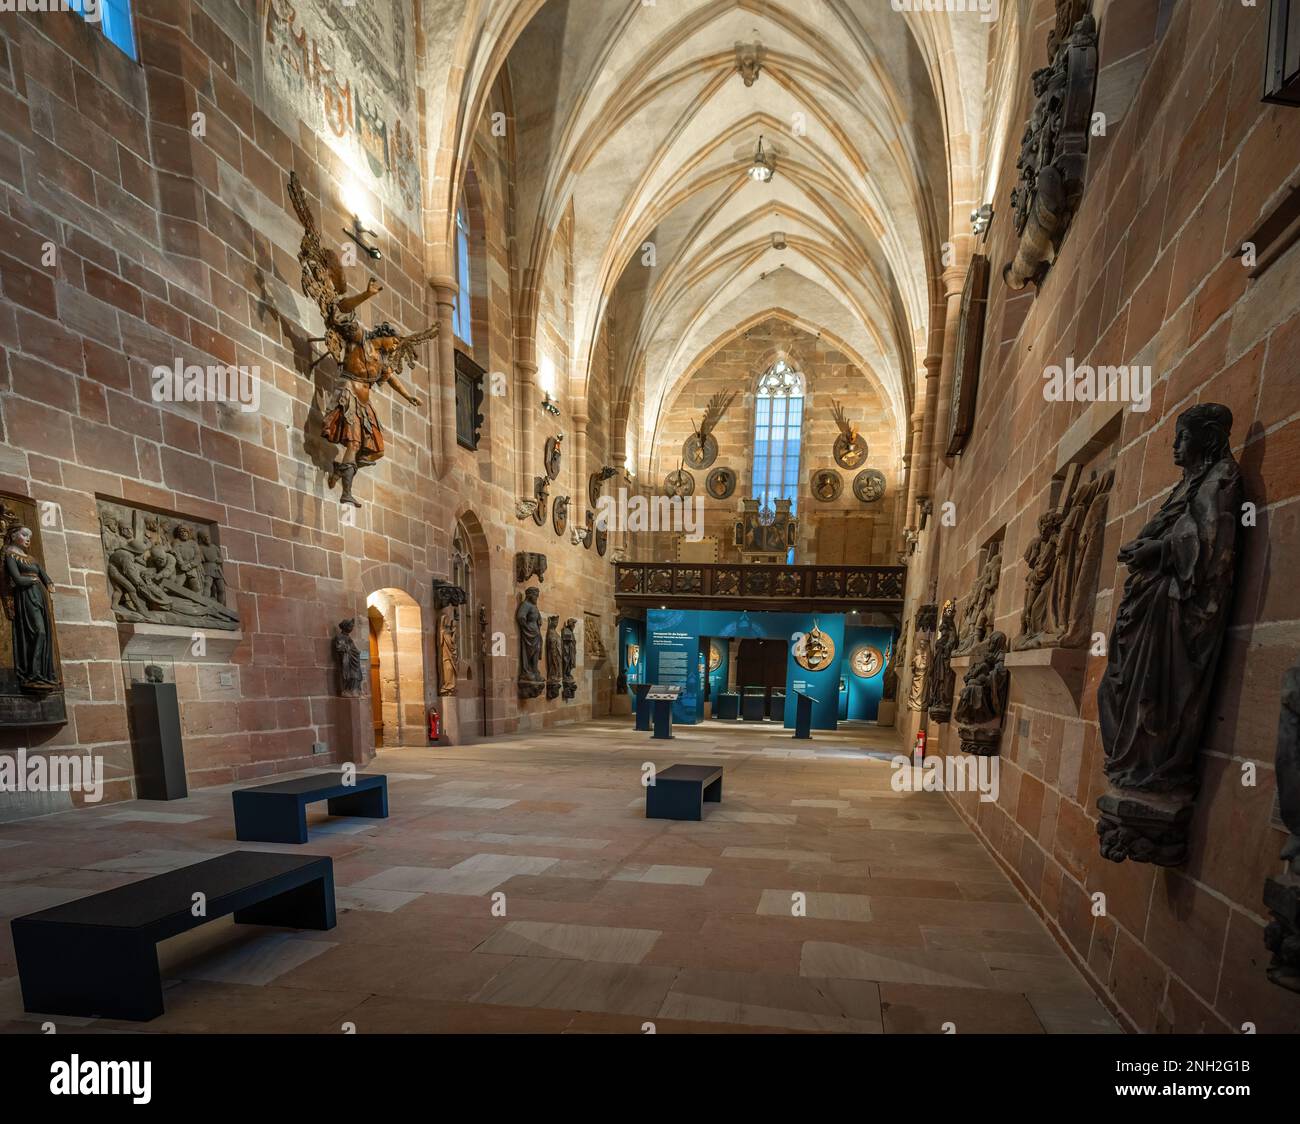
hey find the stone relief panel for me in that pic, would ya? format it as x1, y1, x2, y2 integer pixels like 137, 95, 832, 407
97, 501, 239, 632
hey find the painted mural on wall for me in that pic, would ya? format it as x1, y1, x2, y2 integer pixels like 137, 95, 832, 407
262, 0, 420, 222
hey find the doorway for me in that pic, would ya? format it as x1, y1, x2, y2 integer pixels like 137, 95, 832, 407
365, 588, 427, 747
367, 607, 384, 748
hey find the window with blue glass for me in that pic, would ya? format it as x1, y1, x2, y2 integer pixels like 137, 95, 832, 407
73, 0, 137, 61
452, 202, 473, 346
751, 359, 805, 518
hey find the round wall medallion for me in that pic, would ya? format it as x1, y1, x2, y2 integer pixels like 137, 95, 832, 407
705, 467, 736, 499
834, 432, 869, 469
852, 469, 887, 504
793, 623, 836, 671
664, 468, 695, 497
683, 432, 718, 470
552, 495, 569, 536
851, 645, 883, 678
543, 434, 563, 481
811, 469, 842, 502
708, 642, 723, 672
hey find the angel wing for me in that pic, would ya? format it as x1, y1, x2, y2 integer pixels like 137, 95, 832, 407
288, 172, 347, 362
831, 399, 858, 443
384, 324, 440, 375
696, 389, 737, 440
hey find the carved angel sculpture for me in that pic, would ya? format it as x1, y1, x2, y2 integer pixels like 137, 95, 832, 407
288, 172, 436, 507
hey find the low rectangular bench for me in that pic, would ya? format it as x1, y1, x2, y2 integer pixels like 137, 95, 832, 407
232, 771, 388, 843
11, 851, 335, 1021
646, 763, 723, 821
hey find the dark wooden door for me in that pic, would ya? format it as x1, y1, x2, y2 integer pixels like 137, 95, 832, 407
368, 615, 383, 748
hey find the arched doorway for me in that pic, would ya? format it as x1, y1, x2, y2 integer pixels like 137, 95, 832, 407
365, 587, 427, 748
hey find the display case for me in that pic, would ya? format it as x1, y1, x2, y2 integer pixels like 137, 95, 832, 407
122, 657, 186, 800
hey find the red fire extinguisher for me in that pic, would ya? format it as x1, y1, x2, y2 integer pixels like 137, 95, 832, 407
428, 708, 441, 743
913, 729, 926, 762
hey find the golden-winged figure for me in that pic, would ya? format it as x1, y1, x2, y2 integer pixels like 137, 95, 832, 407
288, 172, 437, 507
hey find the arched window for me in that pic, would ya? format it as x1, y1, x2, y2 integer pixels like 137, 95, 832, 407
751, 359, 805, 516
451, 525, 475, 676
452, 198, 473, 346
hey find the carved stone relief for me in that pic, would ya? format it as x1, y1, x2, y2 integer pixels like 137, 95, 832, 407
98, 501, 238, 631
954, 631, 1010, 756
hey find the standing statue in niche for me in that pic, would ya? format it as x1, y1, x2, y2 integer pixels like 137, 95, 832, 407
545, 615, 562, 700
516, 587, 544, 699
954, 547, 1002, 655
333, 619, 364, 698
1096, 404, 1242, 866
1265, 659, 1300, 992
561, 618, 578, 701
906, 631, 930, 712
288, 172, 436, 508
954, 631, 1010, 756
1015, 510, 1064, 646
1, 525, 60, 692
926, 599, 958, 724
438, 611, 458, 697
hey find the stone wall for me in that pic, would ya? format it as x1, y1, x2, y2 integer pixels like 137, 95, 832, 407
647, 317, 902, 565
0, 1, 619, 810
909, 0, 1300, 1032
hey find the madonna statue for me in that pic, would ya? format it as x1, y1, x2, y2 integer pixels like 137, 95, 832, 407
2, 525, 60, 692
1096, 404, 1242, 865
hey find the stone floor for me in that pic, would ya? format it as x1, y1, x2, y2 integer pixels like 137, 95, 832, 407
0, 718, 1120, 1034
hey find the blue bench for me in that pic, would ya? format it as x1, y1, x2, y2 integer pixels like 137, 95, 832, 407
232, 771, 388, 844
11, 851, 335, 1021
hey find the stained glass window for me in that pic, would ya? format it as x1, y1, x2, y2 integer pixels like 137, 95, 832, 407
453, 202, 473, 346
751, 360, 805, 529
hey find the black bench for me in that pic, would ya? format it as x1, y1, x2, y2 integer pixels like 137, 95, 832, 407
11, 851, 336, 1021
232, 771, 388, 843
646, 764, 724, 821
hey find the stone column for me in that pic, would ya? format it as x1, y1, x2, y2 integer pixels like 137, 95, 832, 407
430, 277, 458, 482
571, 407, 589, 520
516, 359, 538, 497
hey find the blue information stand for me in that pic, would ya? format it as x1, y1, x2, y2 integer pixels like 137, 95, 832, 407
646, 685, 682, 740
793, 692, 819, 740
633, 684, 653, 731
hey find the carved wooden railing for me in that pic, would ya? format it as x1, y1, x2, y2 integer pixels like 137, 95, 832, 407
613, 562, 906, 607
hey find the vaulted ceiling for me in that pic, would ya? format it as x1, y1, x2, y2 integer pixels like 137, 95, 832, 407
436, 0, 996, 463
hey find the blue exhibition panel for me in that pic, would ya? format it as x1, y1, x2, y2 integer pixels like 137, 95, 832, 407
645, 609, 845, 730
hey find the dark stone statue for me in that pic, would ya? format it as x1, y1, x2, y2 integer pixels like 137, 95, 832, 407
1264, 659, 1300, 992
333, 619, 364, 698
954, 547, 1001, 656
561, 618, 577, 701
517, 587, 544, 699
1, 525, 59, 692
1096, 404, 1242, 866
954, 631, 1010, 756
926, 598, 958, 723
545, 614, 562, 700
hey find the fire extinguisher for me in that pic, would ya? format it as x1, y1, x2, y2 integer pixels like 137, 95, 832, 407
428, 708, 441, 743
913, 729, 926, 763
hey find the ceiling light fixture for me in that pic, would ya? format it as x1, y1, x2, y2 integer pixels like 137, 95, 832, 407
748, 136, 775, 183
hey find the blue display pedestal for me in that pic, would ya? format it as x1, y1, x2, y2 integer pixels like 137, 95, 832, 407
652, 698, 674, 740
633, 684, 652, 731
793, 692, 819, 740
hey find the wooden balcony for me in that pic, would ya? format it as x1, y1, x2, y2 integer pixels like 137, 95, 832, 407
614, 562, 906, 613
